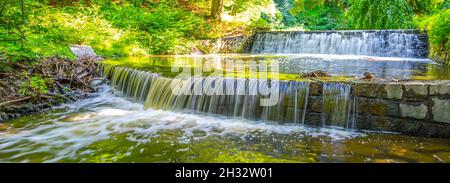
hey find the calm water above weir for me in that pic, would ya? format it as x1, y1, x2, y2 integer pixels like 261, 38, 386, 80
0, 55, 449, 163
102, 55, 450, 80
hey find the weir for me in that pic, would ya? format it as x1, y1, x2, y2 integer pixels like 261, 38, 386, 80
248, 30, 429, 58
99, 29, 450, 137
101, 64, 359, 130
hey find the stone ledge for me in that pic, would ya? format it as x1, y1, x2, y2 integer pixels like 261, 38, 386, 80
432, 98, 450, 123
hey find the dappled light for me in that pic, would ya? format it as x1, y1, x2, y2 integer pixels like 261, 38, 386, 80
0, 0, 449, 166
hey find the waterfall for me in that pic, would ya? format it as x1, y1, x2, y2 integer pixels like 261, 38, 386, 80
101, 64, 363, 130
101, 64, 312, 125
321, 83, 357, 129
250, 30, 428, 58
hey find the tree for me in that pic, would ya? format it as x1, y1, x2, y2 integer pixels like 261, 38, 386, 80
0, 0, 27, 46
407, 0, 437, 14
348, 0, 413, 29
211, 0, 223, 20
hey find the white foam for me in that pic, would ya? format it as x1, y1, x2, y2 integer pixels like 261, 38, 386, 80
0, 85, 365, 162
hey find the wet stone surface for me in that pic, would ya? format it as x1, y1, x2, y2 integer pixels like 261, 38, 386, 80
432, 98, 450, 123
399, 103, 428, 120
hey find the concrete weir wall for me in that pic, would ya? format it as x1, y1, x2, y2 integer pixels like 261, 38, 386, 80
214, 35, 253, 53
216, 30, 429, 58
306, 81, 450, 138
101, 64, 450, 138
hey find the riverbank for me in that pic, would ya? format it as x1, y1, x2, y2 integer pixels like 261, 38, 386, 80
0, 56, 103, 122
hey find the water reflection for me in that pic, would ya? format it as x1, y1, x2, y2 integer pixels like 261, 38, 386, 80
103, 54, 450, 80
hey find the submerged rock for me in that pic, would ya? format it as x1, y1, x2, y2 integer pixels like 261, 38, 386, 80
0, 112, 8, 121
70, 45, 97, 59
89, 78, 106, 87
362, 72, 374, 80
301, 70, 331, 78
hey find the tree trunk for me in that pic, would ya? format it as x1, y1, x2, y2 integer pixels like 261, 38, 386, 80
211, 0, 223, 20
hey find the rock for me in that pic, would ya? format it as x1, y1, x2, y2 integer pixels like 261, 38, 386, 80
90, 78, 105, 87
301, 70, 331, 78
368, 99, 399, 116
404, 82, 428, 98
309, 96, 322, 113
43, 102, 52, 108
356, 98, 370, 114
1, 113, 9, 121
362, 72, 374, 80
399, 103, 428, 120
429, 81, 450, 95
7, 113, 15, 119
432, 98, 450, 123
69, 45, 97, 59
190, 46, 203, 55
355, 82, 382, 98
384, 83, 403, 100
309, 82, 321, 95
369, 116, 395, 131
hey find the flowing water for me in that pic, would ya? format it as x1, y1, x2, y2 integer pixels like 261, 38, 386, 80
0, 55, 449, 163
0, 85, 449, 163
1, 29, 450, 163
251, 30, 428, 58
102, 55, 450, 80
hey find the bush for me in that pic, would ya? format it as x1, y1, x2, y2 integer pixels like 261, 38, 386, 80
19, 73, 48, 97
415, 9, 450, 65
294, 5, 348, 30
0, 0, 212, 60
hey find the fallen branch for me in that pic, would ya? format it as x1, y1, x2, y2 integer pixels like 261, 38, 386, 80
0, 96, 32, 107
40, 95, 55, 99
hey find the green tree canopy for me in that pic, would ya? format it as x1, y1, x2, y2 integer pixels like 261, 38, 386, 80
348, 0, 413, 29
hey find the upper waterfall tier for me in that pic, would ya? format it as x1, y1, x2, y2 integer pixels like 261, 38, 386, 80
250, 30, 429, 58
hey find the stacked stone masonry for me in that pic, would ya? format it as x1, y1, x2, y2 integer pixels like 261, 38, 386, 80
306, 80, 450, 138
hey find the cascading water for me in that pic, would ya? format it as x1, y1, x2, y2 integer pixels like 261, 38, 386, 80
251, 30, 428, 58
101, 64, 312, 125
321, 83, 357, 129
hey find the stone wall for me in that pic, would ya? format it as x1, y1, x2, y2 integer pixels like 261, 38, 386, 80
201, 35, 254, 54
216, 35, 253, 53
101, 65, 450, 138
305, 80, 450, 138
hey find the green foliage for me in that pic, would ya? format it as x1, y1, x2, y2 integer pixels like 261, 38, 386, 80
19, 73, 48, 97
0, 0, 448, 66
250, 13, 278, 31
0, 0, 212, 59
0, 0, 42, 60
415, 9, 450, 65
348, 0, 413, 29
294, 4, 348, 30
0, 0, 27, 44
290, 0, 326, 14
407, 0, 444, 15
273, 0, 348, 29
224, 0, 266, 15
99, 2, 210, 54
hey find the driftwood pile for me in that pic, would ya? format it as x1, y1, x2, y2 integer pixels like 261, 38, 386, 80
301, 70, 332, 78
0, 57, 100, 108
0, 62, 29, 105
34, 57, 100, 93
